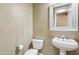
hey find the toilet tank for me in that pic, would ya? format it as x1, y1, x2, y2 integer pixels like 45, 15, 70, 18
32, 39, 44, 50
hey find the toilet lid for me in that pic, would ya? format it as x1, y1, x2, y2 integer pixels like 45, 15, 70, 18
24, 49, 38, 55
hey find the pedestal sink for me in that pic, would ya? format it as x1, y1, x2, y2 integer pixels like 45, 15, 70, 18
52, 37, 78, 55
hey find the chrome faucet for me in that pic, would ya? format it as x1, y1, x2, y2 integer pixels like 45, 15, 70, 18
62, 35, 69, 40
62, 35, 65, 39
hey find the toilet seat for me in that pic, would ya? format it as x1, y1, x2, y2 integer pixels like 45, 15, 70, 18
24, 49, 38, 55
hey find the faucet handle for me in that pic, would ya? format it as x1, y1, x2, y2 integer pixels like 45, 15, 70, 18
62, 35, 65, 39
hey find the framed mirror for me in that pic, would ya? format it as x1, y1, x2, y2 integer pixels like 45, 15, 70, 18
49, 3, 78, 31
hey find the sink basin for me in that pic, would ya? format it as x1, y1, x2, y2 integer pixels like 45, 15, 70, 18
52, 37, 78, 55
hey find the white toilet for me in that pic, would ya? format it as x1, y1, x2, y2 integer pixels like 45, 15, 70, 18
24, 39, 44, 55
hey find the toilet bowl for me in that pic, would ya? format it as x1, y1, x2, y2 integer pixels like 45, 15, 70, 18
24, 39, 44, 55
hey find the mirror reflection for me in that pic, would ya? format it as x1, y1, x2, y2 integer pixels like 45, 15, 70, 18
56, 9, 68, 27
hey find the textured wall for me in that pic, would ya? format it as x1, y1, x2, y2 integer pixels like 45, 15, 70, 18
0, 3, 33, 55
33, 3, 79, 55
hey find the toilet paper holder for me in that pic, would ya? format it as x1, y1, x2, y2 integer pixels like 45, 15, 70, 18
15, 45, 23, 55
16, 45, 23, 50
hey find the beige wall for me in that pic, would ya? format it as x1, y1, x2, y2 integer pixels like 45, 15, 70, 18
33, 3, 79, 55
0, 3, 33, 55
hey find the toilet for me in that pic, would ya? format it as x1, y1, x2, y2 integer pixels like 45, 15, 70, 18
24, 39, 44, 55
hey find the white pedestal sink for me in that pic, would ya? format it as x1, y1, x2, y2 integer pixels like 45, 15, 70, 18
52, 37, 78, 55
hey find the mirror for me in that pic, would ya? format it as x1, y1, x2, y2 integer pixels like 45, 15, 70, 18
49, 3, 78, 31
